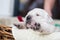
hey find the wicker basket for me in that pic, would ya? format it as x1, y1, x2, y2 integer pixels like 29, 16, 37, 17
0, 25, 15, 40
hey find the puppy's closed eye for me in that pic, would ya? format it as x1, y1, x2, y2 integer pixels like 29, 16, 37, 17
36, 14, 40, 16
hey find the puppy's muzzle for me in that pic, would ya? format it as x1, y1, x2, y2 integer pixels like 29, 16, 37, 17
26, 23, 41, 30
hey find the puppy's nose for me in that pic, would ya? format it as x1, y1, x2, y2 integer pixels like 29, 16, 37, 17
35, 23, 41, 30
35, 23, 40, 27
26, 15, 31, 20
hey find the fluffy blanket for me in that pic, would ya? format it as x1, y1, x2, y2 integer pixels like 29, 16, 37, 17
12, 25, 60, 40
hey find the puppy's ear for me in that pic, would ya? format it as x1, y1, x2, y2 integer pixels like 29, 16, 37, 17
47, 15, 54, 24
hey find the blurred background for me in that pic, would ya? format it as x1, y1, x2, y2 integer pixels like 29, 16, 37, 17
0, 0, 14, 17
0, 0, 60, 19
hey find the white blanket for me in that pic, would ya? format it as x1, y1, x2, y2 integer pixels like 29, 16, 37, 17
12, 25, 60, 40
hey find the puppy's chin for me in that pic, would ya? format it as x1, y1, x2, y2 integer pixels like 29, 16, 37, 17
33, 28, 54, 35
39, 31, 52, 35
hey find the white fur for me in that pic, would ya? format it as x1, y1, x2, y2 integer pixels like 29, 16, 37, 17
25, 8, 55, 34
25, 8, 53, 23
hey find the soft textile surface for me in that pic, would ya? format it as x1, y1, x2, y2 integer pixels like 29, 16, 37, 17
12, 25, 60, 40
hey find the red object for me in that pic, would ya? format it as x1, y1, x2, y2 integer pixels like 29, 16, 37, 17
17, 16, 23, 22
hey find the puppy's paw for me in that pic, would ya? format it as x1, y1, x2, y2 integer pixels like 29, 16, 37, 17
14, 22, 26, 29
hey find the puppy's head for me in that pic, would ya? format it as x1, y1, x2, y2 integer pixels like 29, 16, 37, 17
25, 8, 55, 34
